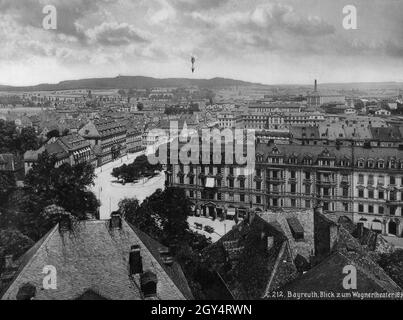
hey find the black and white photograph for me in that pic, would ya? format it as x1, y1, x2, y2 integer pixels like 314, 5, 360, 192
0, 0, 402, 309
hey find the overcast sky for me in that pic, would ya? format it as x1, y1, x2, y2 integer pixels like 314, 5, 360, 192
1, 0, 403, 86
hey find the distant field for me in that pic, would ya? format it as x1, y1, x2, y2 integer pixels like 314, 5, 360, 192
0, 107, 44, 114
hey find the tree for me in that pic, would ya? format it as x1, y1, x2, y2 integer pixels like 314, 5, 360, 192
0, 120, 19, 153
0, 229, 34, 263
120, 187, 196, 248
378, 249, 403, 288
111, 155, 162, 183
46, 129, 60, 140
137, 102, 144, 111
0, 120, 39, 155
24, 152, 98, 219
0, 172, 16, 205
118, 198, 160, 236
1, 191, 51, 240
18, 127, 39, 153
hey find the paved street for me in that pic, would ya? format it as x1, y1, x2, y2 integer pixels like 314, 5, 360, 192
91, 147, 166, 220
188, 216, 236, 243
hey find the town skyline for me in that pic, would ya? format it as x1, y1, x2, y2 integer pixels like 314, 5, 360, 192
3, 74, 403, 89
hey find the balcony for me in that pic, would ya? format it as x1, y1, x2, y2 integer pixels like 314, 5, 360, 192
316, 179, 336, 186
267, 177, 285, 185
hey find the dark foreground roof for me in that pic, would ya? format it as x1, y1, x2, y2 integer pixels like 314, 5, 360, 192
202, 214, 297, 300
1, 220, 190, 300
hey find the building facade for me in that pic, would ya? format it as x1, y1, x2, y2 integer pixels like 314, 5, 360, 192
24, 134, 94, 174
166, 142, 403, 238
126, 128, 144, 153
79, 118, 127, 166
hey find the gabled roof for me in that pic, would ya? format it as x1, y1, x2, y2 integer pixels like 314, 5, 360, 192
282, 249, 401, 297
202, 214, 297, 299
78, 121, 100, 139
1, 219, 188, 300
57, 134, 91, 152
128, 224, 193, 300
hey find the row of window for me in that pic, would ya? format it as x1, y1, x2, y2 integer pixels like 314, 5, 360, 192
357, 189, 400, 201
189, 190, 263, 204
256, 155, 403, 169
358, 174, 402, 185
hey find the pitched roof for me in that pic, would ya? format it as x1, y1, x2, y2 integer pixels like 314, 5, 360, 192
57, 134, 91, 152
128, 224, 194, 300
281, 222, 402, 297
1, 219, 188, 300
256, 143, 403, 164
202, 214, 297, 299
370, 126, 402, 142
281, 249, 401, 297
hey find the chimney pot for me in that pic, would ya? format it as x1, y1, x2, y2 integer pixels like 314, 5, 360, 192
140, 271, 157, 298
357, 222, 365, 238
129, 245, 143, 275
110, 212, 122, 229
16, 283, 36, 301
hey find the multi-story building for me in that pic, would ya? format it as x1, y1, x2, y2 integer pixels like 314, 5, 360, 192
126, 127, 144, 153
79, 118, 127, 166
248, 102, 302, 114
24, 134, 94, 174
166, 141, 403, 238
242, 112, 325, 130
217, 112, 243, 128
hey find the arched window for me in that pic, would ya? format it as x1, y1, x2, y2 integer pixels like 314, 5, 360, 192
388, 220, 397, 236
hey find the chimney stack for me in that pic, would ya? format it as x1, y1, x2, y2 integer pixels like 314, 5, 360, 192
248, 210, 256, 225
267, 236, 274, 252
110, 212, 122, 229
59, 214, 72, 232
158, 247, 174, 266
314, 203, 323, 215
314, 79, 318, 92
357, 222, 364, 238
140, 271, 158, 298
4, 254, 14, 269
129, 245, 143, 275
16, 283, 36, 300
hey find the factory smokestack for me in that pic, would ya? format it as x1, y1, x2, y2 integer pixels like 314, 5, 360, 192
314, 79, 318, 92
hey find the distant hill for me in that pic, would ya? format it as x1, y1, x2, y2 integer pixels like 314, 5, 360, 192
0, 76, 265, 92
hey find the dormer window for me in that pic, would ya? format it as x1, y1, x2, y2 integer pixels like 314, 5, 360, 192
378, 160, 385, 169
367, 160, 374, 168
358, 159, 364, 168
